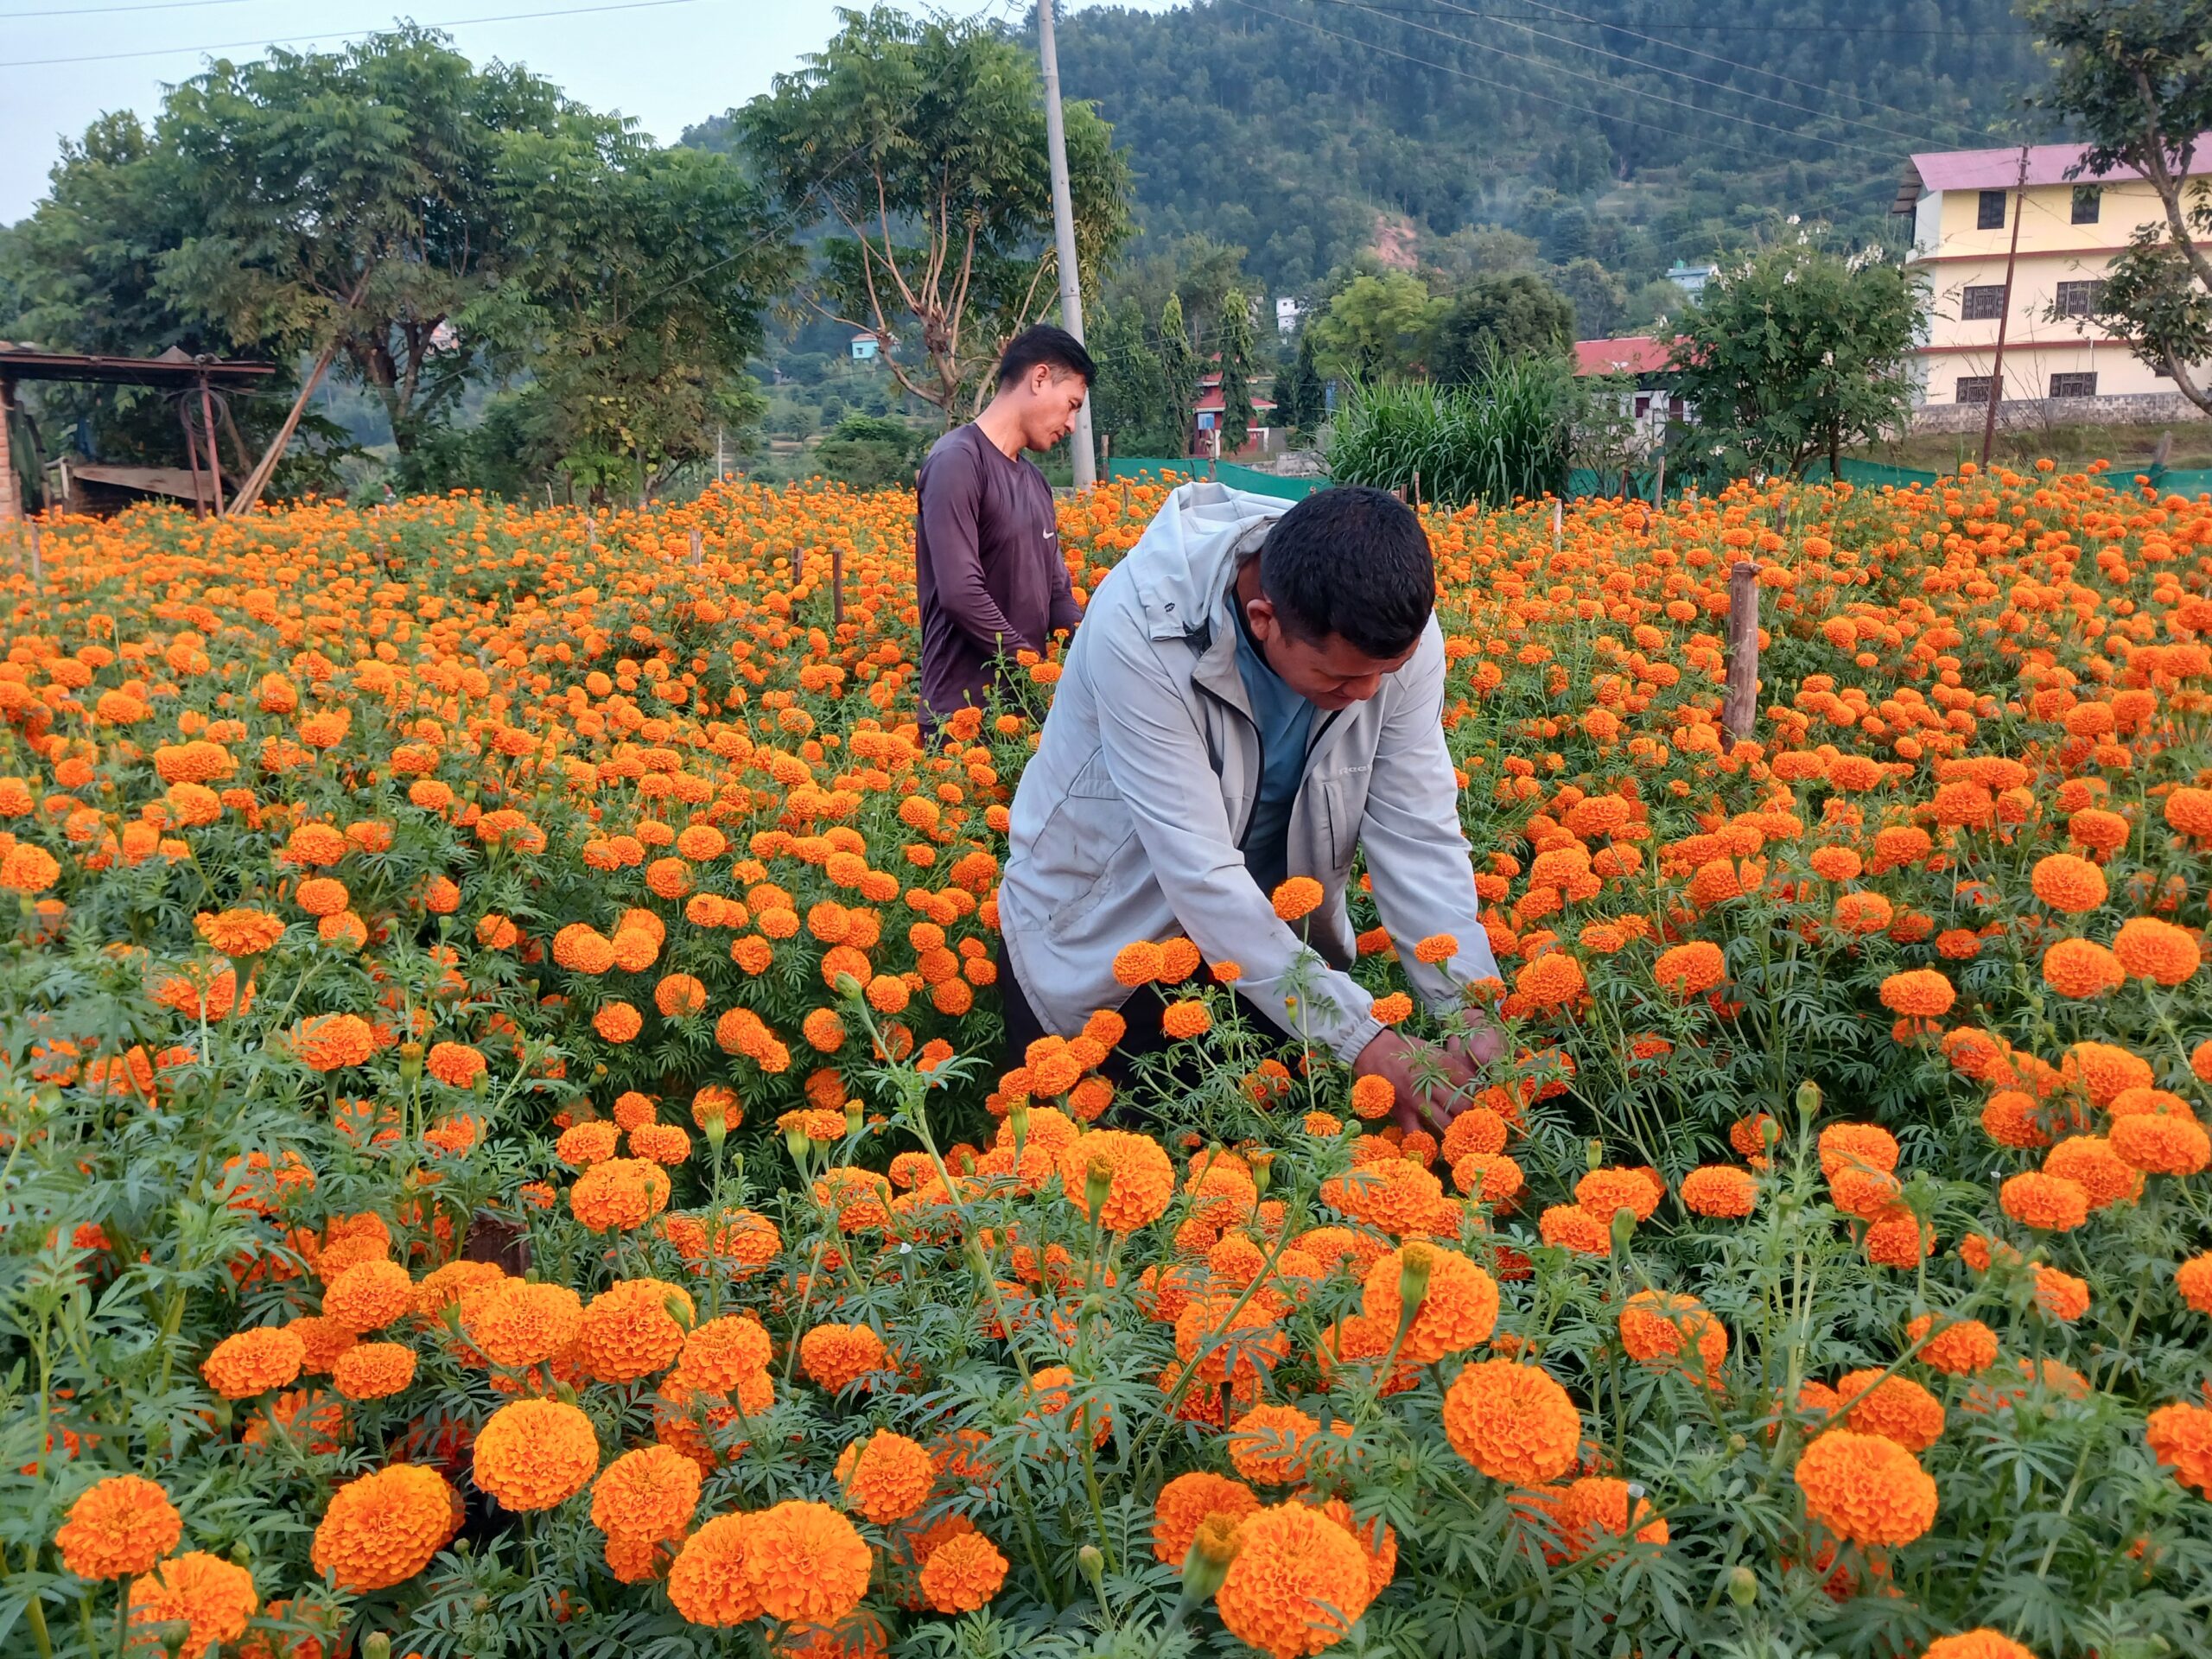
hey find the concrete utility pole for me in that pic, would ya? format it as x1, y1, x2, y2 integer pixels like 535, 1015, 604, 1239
1036, 0, 1096, 487
1980, 143, 2030, 470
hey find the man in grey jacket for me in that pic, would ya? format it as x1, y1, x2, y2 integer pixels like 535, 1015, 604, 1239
997, 482, 1504, 1128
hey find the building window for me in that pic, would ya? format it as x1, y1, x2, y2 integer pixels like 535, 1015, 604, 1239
2050, 372, 2099, 398
1961, 283, 2007, 321
2055, 279, 2107, 318
1955, 376, 1996, 404
2072, 185, 2101, 224
1977, 189, 2007, 230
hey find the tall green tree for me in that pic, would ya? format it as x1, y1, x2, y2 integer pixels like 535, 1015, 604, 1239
1217, 289, 1257, 454
1160, 292, 1198, 456
1667, 240, 1923, 477
1308, 270, 1440, 382
2026, 0, 2212, 412
1089, 298, 1173, 457
1286, 329, 1327, 441
486, 133, 796, 505
737, 5, 1130, 425
1432, 272, 1576, 385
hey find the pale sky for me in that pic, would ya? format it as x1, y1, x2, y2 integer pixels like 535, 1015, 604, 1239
0, 0, 1173, 223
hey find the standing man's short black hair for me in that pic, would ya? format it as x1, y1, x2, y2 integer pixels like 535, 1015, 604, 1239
1259, 486, 1435, 659
996, 323, 1097, 387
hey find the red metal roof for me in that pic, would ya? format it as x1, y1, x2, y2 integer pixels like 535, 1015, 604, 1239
1906, 136, 2212, 194
1573, 336, 1673, 377
1193, 388, 1276, 413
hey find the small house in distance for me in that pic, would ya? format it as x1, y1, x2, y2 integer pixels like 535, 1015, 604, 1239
849, 331, 884, 363
1666, 262, 1719, 301
1192, 371, 1279, 459
1573, 336, 1682, 446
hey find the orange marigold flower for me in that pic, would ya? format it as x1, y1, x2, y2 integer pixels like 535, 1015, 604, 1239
472, 1397, 600, 1511
2032, 1263, 2092, 1321
1537, 1203, 1612, 1255
592, 1444, 703, 1543
1906, 1313, 1999, 1376
424, 1040, 485, 1089
1817, 1122, 1899, 1178
2043, 937, 2126, 998
129, 1551, 257, 1654
1878, 969, 1955, 1020
1414, 932, 1459, 963
2031, 853, 2107, 913
54, 1474, 181, 1580
1679, 1165, 1758, 1217
1834, 1369, 1945, 1452
668, 1512, 762, 1626
1575, 1166, 1662, 1224
1226, 1402, 1320, 1484
2109, 1110, 2211, 1176
1832, 891, 1894, 936
323, 1259, 414, 1333
294, 1011, 376, 1071
1442, 1360, 1581, 1484
569, 1157, 671, 1233
1271, 876, 1325, 921
2042, 1135, 2141, 1210
800, 1323, 890, 1394
2145, 1401, 2212, 1497
1214, 1503, 1373, 1658
1999, 1172, 2088, 1232
1361, 1243, 1499, 1364
2112, 915, 2200, 985
1793, 1429, 1937, 1547
1058, 1129, 1175, 1231
330, 1341, 416, 1401
194, 911, 285, 960
310, 1464, 461, 1591
1652, 941, 1725, 996
575, 1277, 693, 1384
1618, 1290, 1726, 1378
834, 1428, 935, 1525
740, 1499, 873, 1626
201, 1325, 305, 1399
1150, 1471, 1259, 1567
2176, 1253, 2212, 1315
1515, 950, 1586, 1008
1923, 1635, 2037, 1659
1160, 998, 1211, 1039
918, 1529, 1007, 1614
465, 1279, 583, 1369
594, 1001, 645, 1043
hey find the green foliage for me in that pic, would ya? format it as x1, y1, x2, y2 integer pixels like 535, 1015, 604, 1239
1216, 289, 1257, 454
1325, 359, 1572, 507
814, 414, 925, 491
735, 4, 1131, 423
1309, 270, 1440, 383
1278, 329, 1326, 441
2026, 0, 2212, 410
1052, 0, 2046, 294
1431, 273, 1577, 387
1666, 239, 1923, 479
1088, 299, 1179, 458
1159, 292, 1198, 458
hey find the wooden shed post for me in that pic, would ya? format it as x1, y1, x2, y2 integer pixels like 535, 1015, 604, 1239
1721, 560, 1761, 750
0, 375, 19, 524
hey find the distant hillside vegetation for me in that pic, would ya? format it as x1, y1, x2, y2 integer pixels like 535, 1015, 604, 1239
686, 1, 2050, 311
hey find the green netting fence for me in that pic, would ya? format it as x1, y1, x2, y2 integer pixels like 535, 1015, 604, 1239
1104, 454, 2212, 506
1102, 458, 1325, 502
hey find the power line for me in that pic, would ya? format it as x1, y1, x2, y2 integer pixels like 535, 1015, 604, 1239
1501, 0, 1992, 132
1221, 0, 1780, 166
0, 1, 249, 16
0, 0, 704, 69
1319, 0, 1902, 159
1375, 0, 1938, 149
1301, 3, 2028, 35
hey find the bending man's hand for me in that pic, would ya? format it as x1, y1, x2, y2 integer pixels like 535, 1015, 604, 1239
1356, 1028, 1481, 1136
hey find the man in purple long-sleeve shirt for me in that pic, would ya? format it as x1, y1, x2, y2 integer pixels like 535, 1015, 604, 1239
915, 325, 1096, 722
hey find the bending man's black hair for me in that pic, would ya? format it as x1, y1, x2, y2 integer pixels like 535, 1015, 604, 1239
1259, 485, 1435, 659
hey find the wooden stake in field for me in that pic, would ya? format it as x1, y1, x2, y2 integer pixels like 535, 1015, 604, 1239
831, 544, 845, 629
688, 528, 702, 569
1720, 560, 1761, 751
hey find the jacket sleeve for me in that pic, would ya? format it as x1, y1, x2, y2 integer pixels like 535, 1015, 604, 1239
918, 442, 1030, 653
1090, 622, 1384, 1065
1358, 626, 1504, 1010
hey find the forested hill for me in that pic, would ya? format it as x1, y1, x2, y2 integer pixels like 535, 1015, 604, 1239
1046, 0, 2048, 293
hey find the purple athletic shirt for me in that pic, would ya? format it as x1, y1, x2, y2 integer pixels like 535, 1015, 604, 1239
914, 423, 1081, 718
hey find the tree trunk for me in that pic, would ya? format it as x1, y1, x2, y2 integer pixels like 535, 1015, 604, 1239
229, 273, 372, 516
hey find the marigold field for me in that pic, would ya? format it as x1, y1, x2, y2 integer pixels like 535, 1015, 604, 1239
3, 464, 2210, 1659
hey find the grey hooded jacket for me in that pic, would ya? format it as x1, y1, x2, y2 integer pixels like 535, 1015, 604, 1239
997, 480, 1502, 1063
